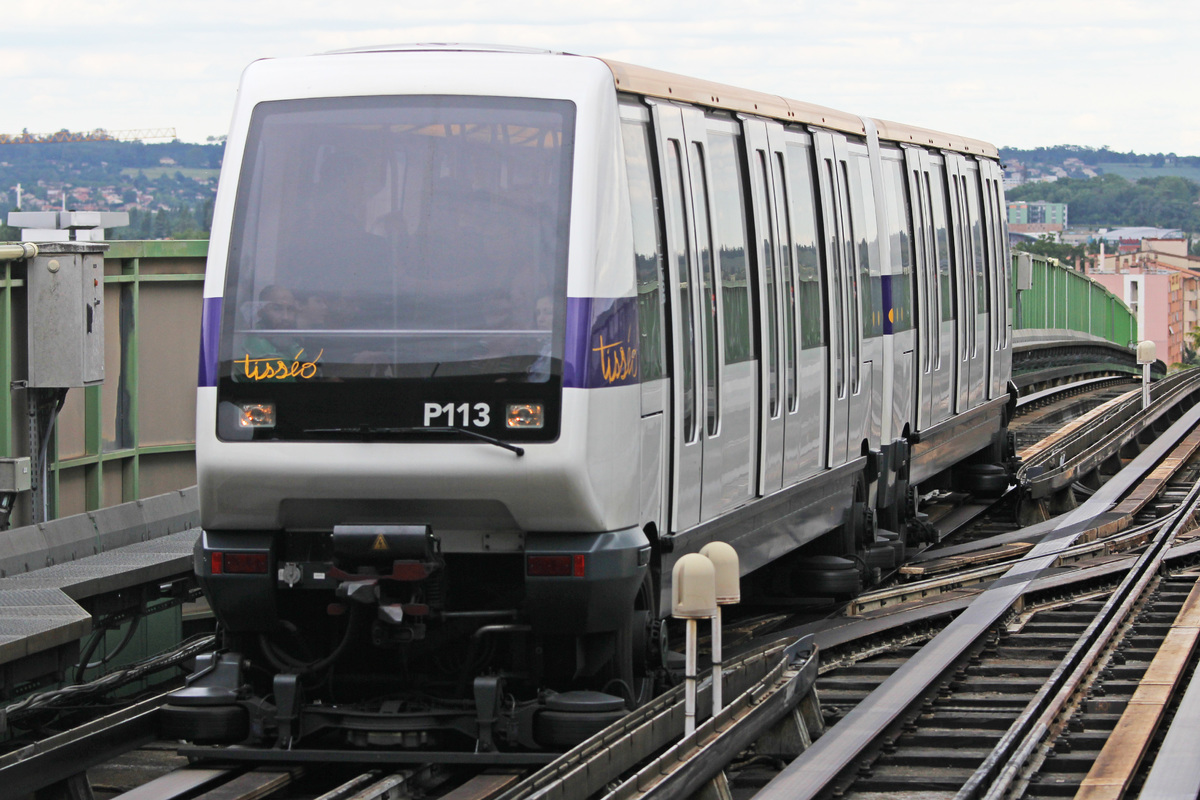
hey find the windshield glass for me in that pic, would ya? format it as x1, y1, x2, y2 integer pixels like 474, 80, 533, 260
220, 95, 575, 384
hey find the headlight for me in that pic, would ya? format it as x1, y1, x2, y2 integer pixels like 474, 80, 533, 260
237, 402, 276, 429
506, 403, 544, 429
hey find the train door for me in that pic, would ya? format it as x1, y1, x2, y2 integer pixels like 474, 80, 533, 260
703, 118, 757, 513
844, 145, 880, 457
927, 155, 957, 423
650, 103, 703, 531
743, 118, 786, 495
812, 130, 858, 467
679, 106, 733, 523
959, 159, 990, 408
764, 123, 828, 487
944, 155, 975, 412
619, 106, 671, 545
781, 133, 828, 480
981, 161, 1011, 399
909, 149, 955, 427
905, 147, 934, 430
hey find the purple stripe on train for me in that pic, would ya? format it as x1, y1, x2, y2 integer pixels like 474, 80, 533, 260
563, 296, 640, 389
197, 296, 222, 388
197, 295, 640, 390
881, 274, 894, 336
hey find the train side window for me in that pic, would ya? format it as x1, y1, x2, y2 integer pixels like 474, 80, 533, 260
993, 177, 1011, 345
667, 141, 698, 443
773, 151, 798, 413
690, 142, 721, 436
786, 142, 825, 350
841, 161, 860, 389
964, 168, 987, 314
825, 158, 845, 398
927, 164, 953, 323
621, 119, 667, 382
880, 156, 914, 333
708, 130, 753, 365
757, 150, 780, 417
847, 152, 881, 340
914, 166, 937, 371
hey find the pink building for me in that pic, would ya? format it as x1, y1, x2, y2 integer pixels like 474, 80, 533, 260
1090, 259, 1199, 365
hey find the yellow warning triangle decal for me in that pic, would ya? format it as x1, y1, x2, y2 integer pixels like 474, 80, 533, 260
372, 534, 389, 551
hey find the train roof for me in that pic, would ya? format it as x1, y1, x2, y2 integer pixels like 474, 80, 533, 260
600, 59, 999, 159
319, 44, 1000, 160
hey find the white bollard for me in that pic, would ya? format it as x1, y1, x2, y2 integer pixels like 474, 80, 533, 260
700, 542, 740, 713
672, 553, 717, 737
1137, 341, 1156, 411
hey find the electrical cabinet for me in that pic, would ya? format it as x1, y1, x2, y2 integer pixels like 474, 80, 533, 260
26, 243, 106, 387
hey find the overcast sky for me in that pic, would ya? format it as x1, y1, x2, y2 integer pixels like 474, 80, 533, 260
6, 1, 1199, 155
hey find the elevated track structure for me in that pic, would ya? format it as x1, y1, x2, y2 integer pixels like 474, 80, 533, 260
0, 239, 1187, 797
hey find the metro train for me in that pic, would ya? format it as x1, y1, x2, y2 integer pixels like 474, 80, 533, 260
174, 44, 1016, 750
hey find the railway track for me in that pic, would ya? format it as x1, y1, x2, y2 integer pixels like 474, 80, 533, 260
11, 376, 1200, 800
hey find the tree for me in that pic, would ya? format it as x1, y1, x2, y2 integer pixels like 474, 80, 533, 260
1013, 235, 1087, 266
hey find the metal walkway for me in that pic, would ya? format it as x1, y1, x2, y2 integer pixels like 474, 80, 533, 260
0, 488, 199, 686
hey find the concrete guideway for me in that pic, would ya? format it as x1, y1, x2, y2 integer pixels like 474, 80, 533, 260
756, 398, 1200, 800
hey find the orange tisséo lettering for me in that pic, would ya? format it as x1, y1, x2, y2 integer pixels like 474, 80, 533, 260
592, 335, 639, 384
238, 349, 324, 381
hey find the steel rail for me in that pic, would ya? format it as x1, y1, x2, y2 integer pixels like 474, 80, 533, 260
494, 637, 817, 800
754, 398, 1200, 800
0, 692, 165, 798
1020, 369, 1200, 496
851, 436, 1200, 616
1015, 375, 1129, 410
957, 425, 1200, 799
1074, 575, 1200, 797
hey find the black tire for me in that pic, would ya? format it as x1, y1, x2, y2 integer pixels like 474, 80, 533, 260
603, 571, 657, 707
159, 703, 248, 744
535, 707, 629, 749
966, 464, 1009, 498
793, 555, 861, 597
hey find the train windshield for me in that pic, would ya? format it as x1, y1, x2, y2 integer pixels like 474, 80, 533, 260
221, 95, 575, 385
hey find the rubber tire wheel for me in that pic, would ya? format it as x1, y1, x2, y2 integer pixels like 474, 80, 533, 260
535, 707, 629, 749
159, 703, 249, 744
966, 464, 1009, 498
793, 556, 861, 597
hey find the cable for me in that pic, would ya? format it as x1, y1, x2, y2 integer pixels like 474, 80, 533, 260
74, 614, 143, 684
258, 607, 360, 676
1, 633, 216, 730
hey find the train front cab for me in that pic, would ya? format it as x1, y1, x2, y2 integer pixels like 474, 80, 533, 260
184, 49, 662, 750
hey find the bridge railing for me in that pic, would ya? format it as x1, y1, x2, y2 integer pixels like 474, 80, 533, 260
1012, 252, 1137, 348
0, 240, 205, 527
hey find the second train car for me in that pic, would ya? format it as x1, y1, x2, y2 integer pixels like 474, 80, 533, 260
178, 44, 1015, 751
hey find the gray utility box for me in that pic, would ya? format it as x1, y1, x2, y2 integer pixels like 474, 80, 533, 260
27, 242, 106, 387
0, 457, 32, 492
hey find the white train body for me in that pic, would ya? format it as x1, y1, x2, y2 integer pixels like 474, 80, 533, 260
192, 45, 1013, 744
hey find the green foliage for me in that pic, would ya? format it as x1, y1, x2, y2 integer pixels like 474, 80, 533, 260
1013, 235, 1088, 265
1008, 174, 1200, 231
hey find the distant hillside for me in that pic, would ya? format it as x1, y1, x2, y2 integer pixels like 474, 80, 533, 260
0, 139, 224, 240
1007, 173, 1200, 232
1000, 144, 1200, 183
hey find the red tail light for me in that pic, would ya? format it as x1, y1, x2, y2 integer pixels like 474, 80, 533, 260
211, 551, 269, 575
527, 555, 586, 577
